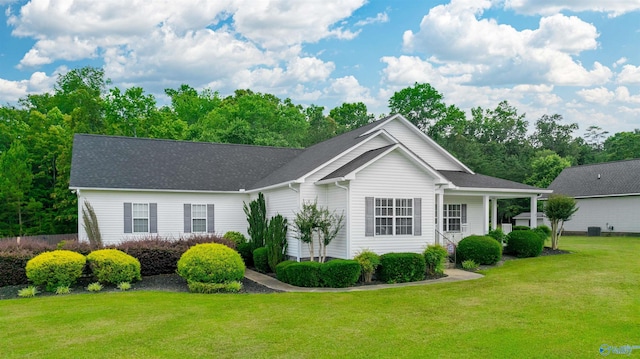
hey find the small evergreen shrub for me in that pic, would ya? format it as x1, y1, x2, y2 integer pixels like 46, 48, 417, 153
17, 286, 39, 298
456, 235, 502, 265
55, 285, 72, 295
424, 245, 448, 276
87, 282, 103, 292
253, 247, 269, 273
177, 243, 245, 286
533, 225, 552, 240
223, 231, 247, 245
354, 249, 380, 283
319, 260, 361, 288
26, 250, 86, 292
487, 228, 507, 245
236, 242, 254, 267
275, 260, 296, 284
462, 260, 479, 271
506, 230, 544, 258
265, 214, 288, 272
117, 282, 132, 291
187, 281, 243, 293
281, 261, 321, 287
87, 249, 142, 285
377, 253, 426, 284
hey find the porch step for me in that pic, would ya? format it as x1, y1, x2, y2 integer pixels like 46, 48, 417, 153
444, 261, 455, 269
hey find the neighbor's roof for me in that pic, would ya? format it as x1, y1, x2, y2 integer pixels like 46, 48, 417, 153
69, 135, 303, 191
546, 159, 640, 198
439, 170, 545, 192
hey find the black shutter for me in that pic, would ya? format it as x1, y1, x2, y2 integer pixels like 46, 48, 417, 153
149, 203, 157, 233
461, 204, 467, 224
365, 197, 374, 237
413, 198, 421, 236
124, 203, 132, 233
207, 204, 215, 233
184, 203, 191, 233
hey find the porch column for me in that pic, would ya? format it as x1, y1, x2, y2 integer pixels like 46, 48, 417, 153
483, 195, 490, 234
436, 192, 444, 245
491, 198, 498, 231
530, 195, 537, 229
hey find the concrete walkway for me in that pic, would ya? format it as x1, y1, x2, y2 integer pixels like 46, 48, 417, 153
244, 268, 483, 293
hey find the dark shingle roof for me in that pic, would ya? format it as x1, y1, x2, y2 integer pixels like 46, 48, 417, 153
546, 159, 640, 197
249, 116, 393, 189
70, 134, 303, 191
439, 170, 543, 191
320, 145, 395, 181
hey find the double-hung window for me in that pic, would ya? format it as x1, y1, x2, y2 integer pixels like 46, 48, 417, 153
191, 204, 207, 233
442, 204, 466, 232
132, 203, 149, 233
375, 198, 413, 235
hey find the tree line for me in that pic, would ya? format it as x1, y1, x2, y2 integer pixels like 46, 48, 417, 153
1, 67, 638, 237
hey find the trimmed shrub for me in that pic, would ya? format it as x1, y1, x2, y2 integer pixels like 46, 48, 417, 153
377, 253, 426, 284
506, 230, 544, 258
275, 260, 296, 284
0, 239, 55, 287
319, 260, 361, 288
116, 235, 235, 276
223, 231, 247, 245
487, 228, 507, 245
187, 281, 243, 293
424, 245, 448, 276
354, 249, 380, 283
236, 242, 254, 267
177, 243, 245, 285
512, 225, 530, 231
25, 250, 86, 292
456, 235, 502, 265
253, 247, 269, 273
281, 261, 321, 287
87, 249, 142, 284
534, 225, 552, 240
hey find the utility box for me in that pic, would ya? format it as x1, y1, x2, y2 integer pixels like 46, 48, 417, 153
587, 227, 601, 236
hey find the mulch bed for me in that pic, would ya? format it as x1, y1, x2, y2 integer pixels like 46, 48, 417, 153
0, 274, 279, 300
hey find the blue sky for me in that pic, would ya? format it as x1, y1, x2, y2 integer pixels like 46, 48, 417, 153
1, 0, 639, 135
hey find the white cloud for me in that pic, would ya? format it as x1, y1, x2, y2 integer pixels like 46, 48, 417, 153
617, 64, 640, 84
354, 12, 389, 27
577, 87, 615, 105
0, 71, 55, 102
325, 75, 375, 105
504, 0, 640, 17
614, 57, 628, 68
401, 0, 609, 87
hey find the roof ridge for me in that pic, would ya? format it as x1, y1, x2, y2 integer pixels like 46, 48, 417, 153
566, 158, 640, 169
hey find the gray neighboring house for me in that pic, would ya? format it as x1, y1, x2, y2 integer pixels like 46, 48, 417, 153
70, 114, 550, 259
546, 159, 640, 235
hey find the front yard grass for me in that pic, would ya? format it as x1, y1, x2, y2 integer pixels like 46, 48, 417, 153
1, 236, 638, 358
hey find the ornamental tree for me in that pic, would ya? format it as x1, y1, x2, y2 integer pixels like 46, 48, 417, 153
544, 194, 578, 250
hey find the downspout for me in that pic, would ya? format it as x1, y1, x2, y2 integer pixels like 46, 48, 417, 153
335, 181, 350, 259
288, 183, 301, 261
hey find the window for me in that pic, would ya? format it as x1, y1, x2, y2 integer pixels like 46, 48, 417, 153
132, 203, 149, 233
191, 204, 207, 233
443, 204, 467, 232
375, 198, 412, 235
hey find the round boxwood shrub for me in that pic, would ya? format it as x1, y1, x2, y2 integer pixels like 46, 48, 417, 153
456, 235, 502, 265
87, 249, 142, 285
252, 247, 269, 273
236, 242, 254, 267
320, 259, 361, 288
223, 231, 247, 245
506, 230, 544, 258
533, 225, 552, 240
377, 252, 426, 283
275, 260, 296, 284
278, 261, 322, 287
177, 243, 245, 285
25, 250, 86, 292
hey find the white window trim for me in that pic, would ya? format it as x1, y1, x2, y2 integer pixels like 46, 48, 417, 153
132, 203, 150, 233
375, 197, 413, 236
191, 204, 207, 233
443, 203, 467, 233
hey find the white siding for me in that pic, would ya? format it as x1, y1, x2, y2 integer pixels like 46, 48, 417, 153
561, 196, 640, 233
261, 187, 301, 258
325, 183, 348, 259
381, 119, 465, 171
349, 150, 437, 257
78, 190, 248, 245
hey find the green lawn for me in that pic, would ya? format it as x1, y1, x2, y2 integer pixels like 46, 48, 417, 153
1, 236, 639, 358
